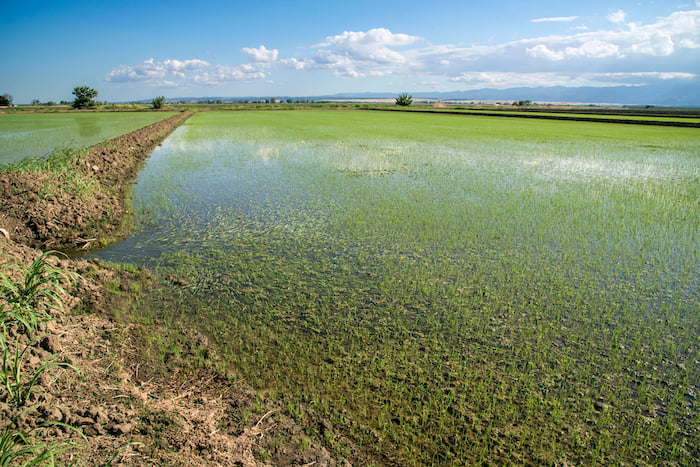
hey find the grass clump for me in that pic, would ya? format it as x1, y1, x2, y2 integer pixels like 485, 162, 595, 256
1, 147, 101, 201
0, 425, 79, 467
0, 251, 81, 462
1, 251, 75, 336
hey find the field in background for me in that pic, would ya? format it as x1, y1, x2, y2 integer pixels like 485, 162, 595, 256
0, 111, 177, 165
88, 110, 699, 464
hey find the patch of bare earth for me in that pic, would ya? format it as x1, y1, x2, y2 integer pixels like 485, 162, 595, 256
1, 114, 348, 466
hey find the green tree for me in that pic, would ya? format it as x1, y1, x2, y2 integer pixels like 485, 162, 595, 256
31, 99, 40, 106
71, 86, 98, 109
395, 93, 413, 106
0, 93, 13, 106
151, 96, 166, 109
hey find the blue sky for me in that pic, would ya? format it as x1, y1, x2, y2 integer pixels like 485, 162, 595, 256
2, 0, 699, 103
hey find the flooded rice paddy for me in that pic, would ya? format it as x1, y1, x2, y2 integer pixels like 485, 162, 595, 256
0, 112, 176, 165
90, 111, 699, 464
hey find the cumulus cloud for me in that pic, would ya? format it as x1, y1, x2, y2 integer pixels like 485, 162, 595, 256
192, 64, 267, 86
526, 40, 621, 60
106, 8, 699, 91
242, 45, 279, 63
522, 10, 699, 61
277, 28, 422, 78
449, 71, 697, 89
531, 16, 579, 23
526, 44, 565, 60
106, 52, 272, 87
106, 58, 211, 83
290, 10, 699, 81
607, 10, 627, 24
319, 28, 419, 63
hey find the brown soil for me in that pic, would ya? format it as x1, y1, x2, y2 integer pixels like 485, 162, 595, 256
0, 112, 194, 250
0, 114, 348, 466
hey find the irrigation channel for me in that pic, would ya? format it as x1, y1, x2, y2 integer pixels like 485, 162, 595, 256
86, 110, 699, 464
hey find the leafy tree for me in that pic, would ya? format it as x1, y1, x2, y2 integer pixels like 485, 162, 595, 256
31, 99, 40, 106
151, 96, 166, 109
0, 93, 13, 106
395, 93, 413, 106
72, 86, 98, 109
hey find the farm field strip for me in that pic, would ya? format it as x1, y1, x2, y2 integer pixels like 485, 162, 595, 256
396, 108, 700, 126
89, 110, 698, 464
0, 111, 177, 165
461, 110, 700, 123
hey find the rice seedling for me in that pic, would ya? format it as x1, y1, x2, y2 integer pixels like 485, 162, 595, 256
0, 422, 84, 466
0, 112, 177, 166
0, 251, 77, 336
0, 333, 77, 407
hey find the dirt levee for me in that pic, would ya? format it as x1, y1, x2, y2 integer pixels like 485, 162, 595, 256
0, 111, 193, 250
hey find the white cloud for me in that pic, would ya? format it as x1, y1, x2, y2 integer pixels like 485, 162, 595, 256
630, 31, 675, 56
598, 71, 696, 80
526, 44, 565, 60
163, 59, 210, 72
106, 55, 269, 87
291, 10, 699, 80
193, 64, 266, 86
449, 72, 596, 89
242, 45, 279, 63
106, 8, 699, 91
106, 58, 211, 83
318, 28, 420, 64
277, 28, 422, 78
532, 16, 578, 23
608, 9, 627, 24
521, 10, 699, 61
563, 40, 621, 58
279, 57, 312, 70
448, 71, 697, 89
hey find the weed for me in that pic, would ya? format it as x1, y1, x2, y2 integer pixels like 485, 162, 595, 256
0, 423, 81, 466
0, 333, 77, 407
0, 251, 77, 336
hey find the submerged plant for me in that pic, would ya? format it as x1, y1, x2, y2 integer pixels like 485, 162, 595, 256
90, 110, 700, 464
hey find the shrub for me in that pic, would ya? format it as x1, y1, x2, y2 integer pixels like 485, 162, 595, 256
152, 96, 166, 109
395, 93, 413, 107
71, 86, 98, 109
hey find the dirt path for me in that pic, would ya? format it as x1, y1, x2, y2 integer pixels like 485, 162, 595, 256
0, 113, 347, 466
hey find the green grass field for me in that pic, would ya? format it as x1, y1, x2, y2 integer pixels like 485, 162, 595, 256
90, 110, 699, 464
0, 112, 177, 165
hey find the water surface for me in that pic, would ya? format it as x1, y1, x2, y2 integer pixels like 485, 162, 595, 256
89, 110, 699, 463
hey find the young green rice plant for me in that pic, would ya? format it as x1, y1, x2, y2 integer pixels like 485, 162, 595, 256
0, 422, 83, 466
0, 333, 77, 407
0, 251, 77, 336
87, 110, 699, 464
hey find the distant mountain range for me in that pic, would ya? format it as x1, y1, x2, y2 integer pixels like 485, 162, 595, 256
323, 84, 700, 107
147, 84, 699, 107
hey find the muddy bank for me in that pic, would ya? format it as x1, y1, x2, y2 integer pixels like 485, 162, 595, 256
0, 240, 345, 466
0, 111, 193, 250
0, 113, 348, 465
